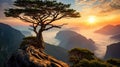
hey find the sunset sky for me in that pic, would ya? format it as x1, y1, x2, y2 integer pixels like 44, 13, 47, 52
0, 0, 120, 29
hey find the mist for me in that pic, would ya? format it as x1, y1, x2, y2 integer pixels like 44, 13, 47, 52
42, 27, 119, 59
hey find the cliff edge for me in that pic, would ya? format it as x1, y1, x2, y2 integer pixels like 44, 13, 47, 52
6, 45, 69, 67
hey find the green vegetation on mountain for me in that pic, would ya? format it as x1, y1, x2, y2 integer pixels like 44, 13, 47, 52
68, 48, 120, 67
107, 58, 120, 66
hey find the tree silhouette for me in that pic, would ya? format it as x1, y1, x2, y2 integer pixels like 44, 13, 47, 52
4, 0, 80, 50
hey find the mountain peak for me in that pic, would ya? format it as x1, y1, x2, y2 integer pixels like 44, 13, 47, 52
95, 24, 120, 35
56, 30, 96, 52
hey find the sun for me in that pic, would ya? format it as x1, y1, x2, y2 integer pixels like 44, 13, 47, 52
87, 16, 96, 24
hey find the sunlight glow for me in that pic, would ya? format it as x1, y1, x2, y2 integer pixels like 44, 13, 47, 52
87, 16, 96, 24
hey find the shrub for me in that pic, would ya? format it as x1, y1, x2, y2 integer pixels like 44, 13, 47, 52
68, 48, 95, 63
107, 58, 120, 66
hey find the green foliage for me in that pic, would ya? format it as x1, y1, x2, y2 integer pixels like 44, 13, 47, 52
23, 36, 36, 40
68, 48, 117, 67
69, 48, 94, 55
4, 0, 80, 33
68, 48, 95, 63
107, 58, 120, 66
20, 36, 36, 49
5, 0, 80, 18
71, 59, 116, 67
4, 0, 80, 32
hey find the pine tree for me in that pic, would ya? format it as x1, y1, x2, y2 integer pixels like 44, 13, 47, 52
4, 0, 80, 50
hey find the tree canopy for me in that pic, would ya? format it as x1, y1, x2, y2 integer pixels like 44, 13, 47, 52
5, 0, 80, 33
4, 0, 80, 49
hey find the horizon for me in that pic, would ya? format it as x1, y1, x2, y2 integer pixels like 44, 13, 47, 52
0, 0, 120, 27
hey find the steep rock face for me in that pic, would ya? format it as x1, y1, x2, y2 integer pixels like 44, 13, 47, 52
104, 42, 120, 59
95, 24, 120, 35
55, 30, 96, 52
45, 43, 69, 63
0, 23, 24, 67
6, 46, 69, 67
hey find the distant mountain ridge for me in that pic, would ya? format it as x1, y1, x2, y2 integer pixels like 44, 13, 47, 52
0, 23, 24, 67
45, 43, 69, 63
110, 34, 120, 41
95, 24, 120, 35
55, 30, 97, 52
21, 31, 32, 37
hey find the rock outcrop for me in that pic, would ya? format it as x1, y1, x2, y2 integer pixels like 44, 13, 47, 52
55, 30, 96, 52
104, 42, 120, 59
6, 45, 69, 67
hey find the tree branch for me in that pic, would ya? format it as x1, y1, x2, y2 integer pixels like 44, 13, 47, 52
18, 16, 37, 24
44, 12, 59, 26
43, 23, 67, 31
30, 23, 38, 34
55, 14, 66, 20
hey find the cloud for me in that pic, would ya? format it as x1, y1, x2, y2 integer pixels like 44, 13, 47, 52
75, 0, 97, 5
75, 0, 120, 14
110, 0, 120, 9
96, 0, 120, 13
0, 0, 12, 17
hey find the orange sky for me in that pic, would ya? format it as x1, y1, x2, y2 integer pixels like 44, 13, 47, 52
0, 0, 120, 29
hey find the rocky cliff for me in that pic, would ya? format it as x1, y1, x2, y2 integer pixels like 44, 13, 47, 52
104, 42, 120, 59
5, 45, 69, 67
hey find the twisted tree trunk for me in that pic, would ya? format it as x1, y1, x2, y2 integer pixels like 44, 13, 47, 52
6, 46, 69, 67
36, 30, 45, 50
